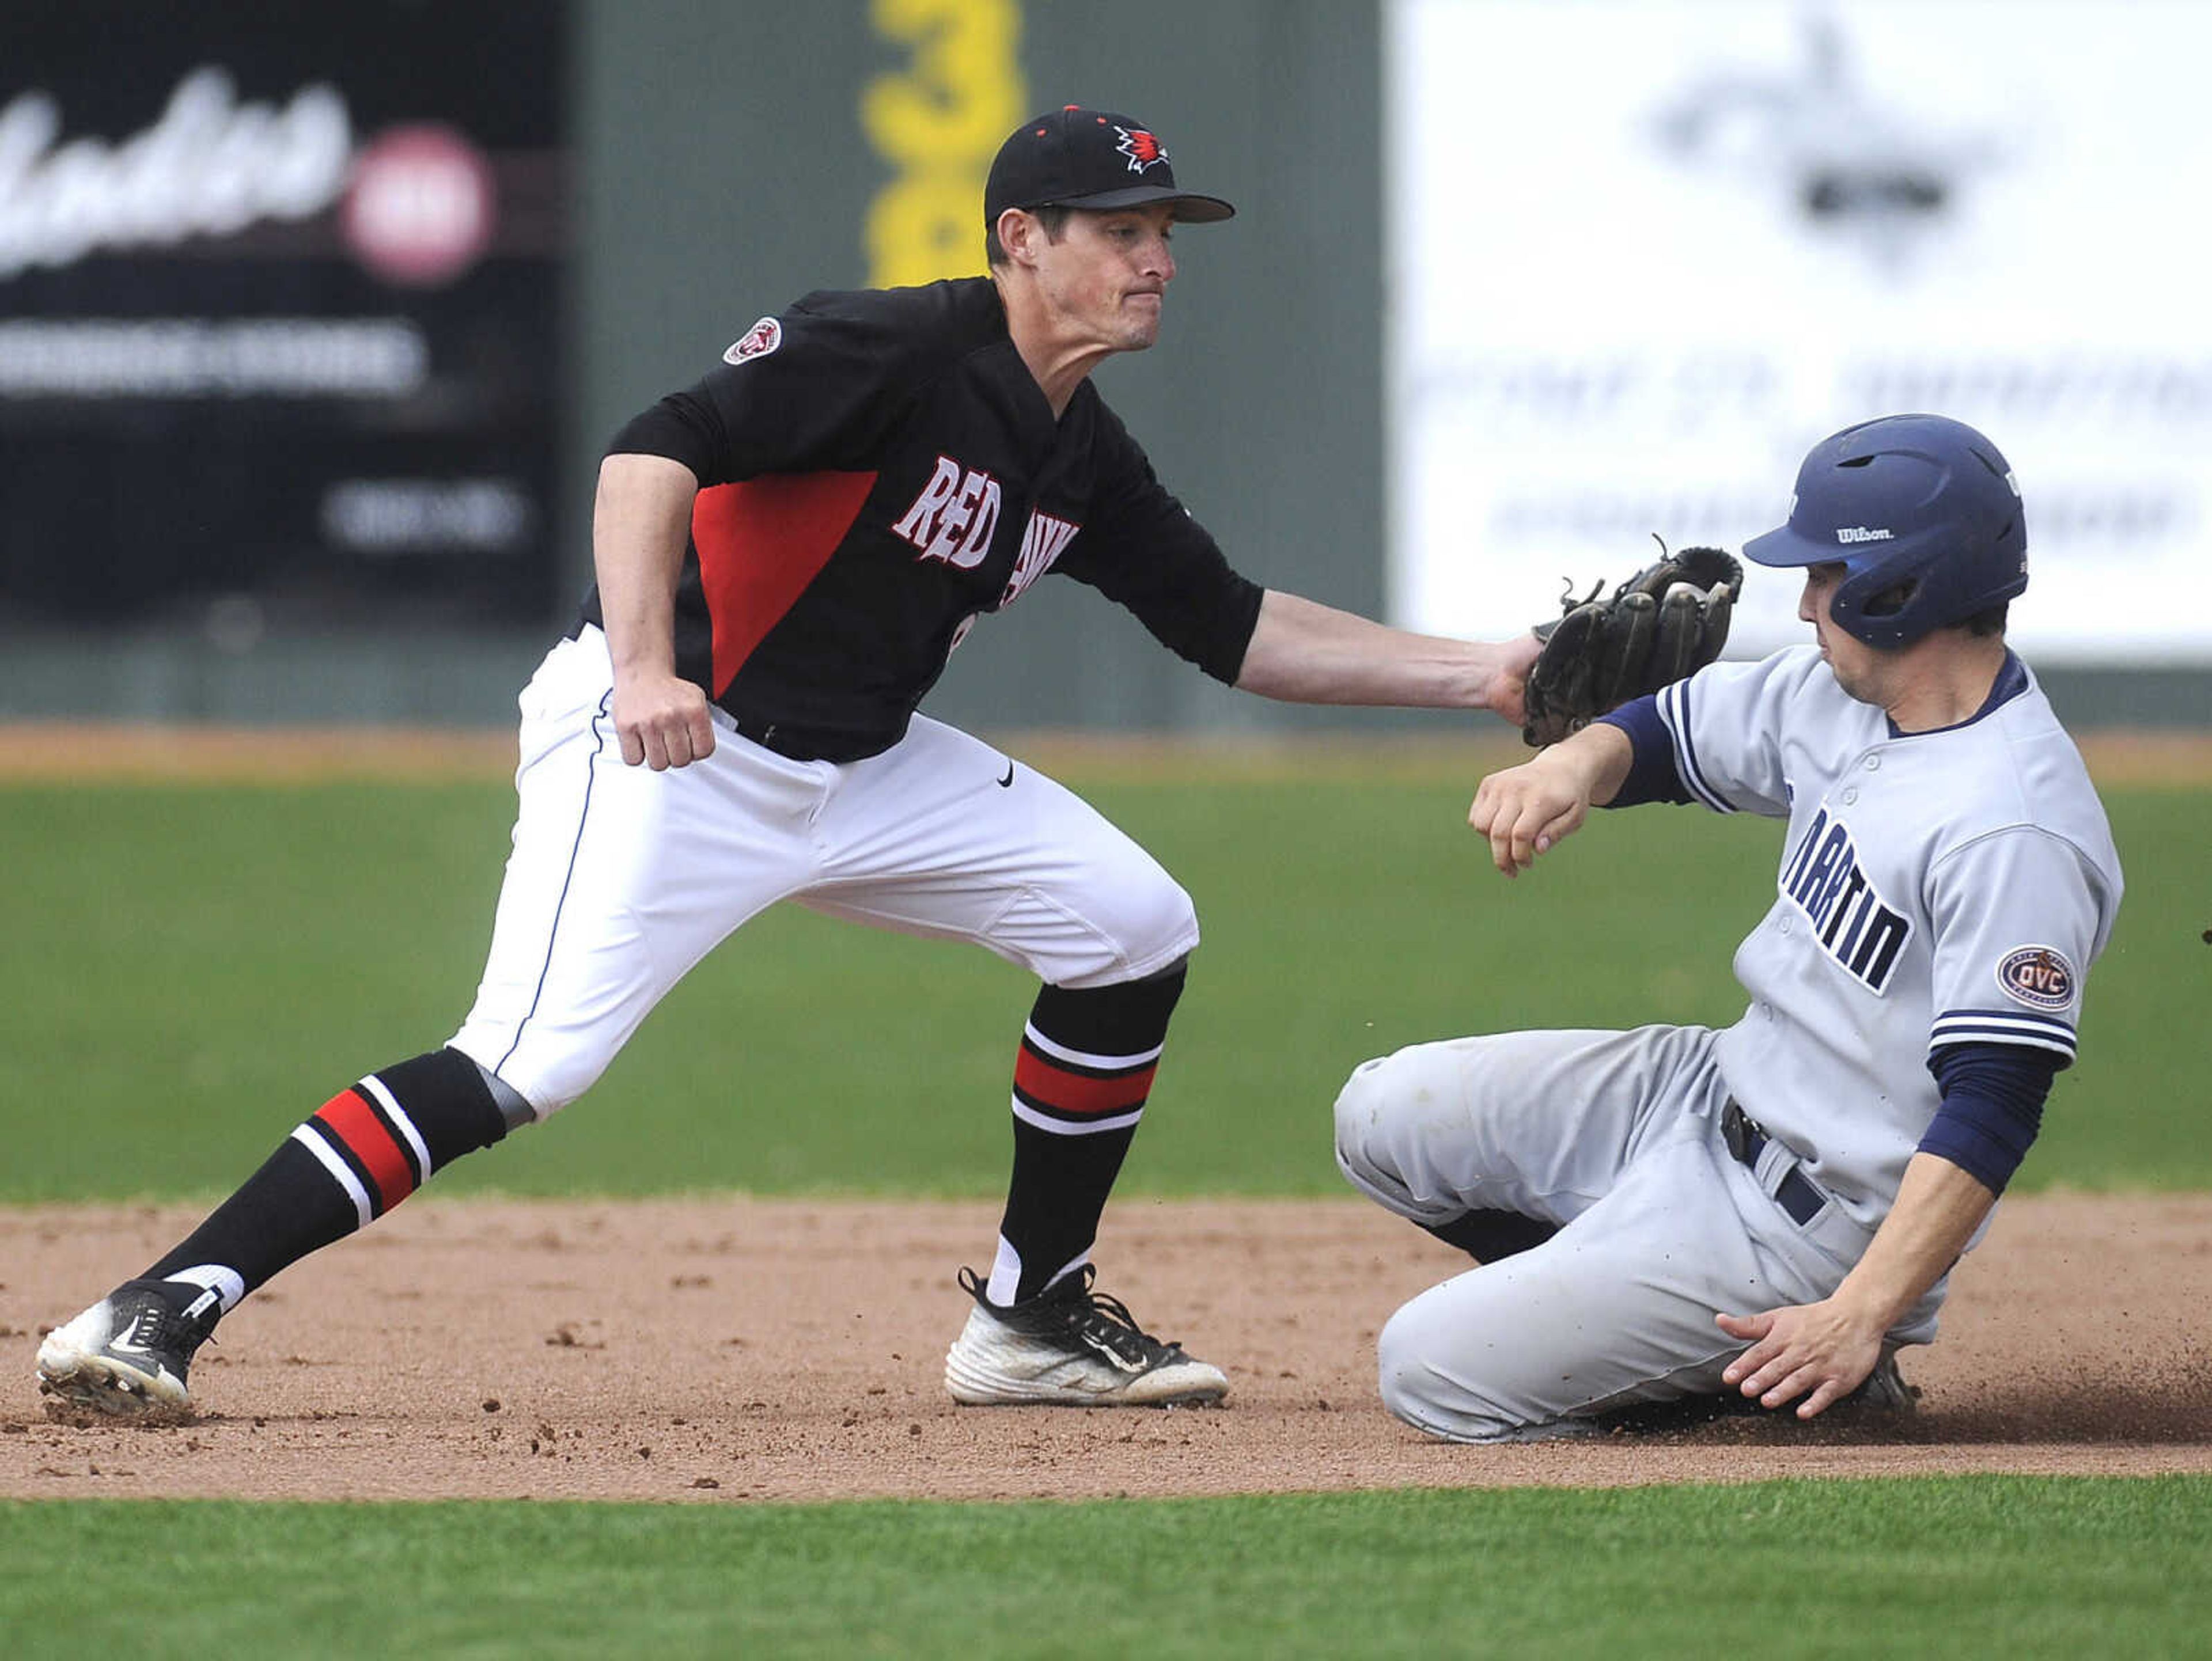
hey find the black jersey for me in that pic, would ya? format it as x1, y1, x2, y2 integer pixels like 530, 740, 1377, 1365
579, 277, 1265, 762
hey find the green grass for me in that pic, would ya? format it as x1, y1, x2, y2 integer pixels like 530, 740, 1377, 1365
1, 775, 2202, 1200
5, 1478, 2209, 1658
6, 779, 2207, 1656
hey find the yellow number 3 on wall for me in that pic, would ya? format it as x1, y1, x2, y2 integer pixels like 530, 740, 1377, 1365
862, 0, 1026, 289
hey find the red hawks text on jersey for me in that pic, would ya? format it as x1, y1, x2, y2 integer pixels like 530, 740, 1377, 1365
581, 278, 1263, 762
892, 456, 1002, 569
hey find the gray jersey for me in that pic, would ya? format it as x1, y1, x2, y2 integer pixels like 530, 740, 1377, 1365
1655, 647, 2123, 1222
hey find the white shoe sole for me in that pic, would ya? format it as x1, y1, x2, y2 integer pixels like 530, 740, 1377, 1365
942, 1307, 1229, 1407
36, 1313, 194, 1421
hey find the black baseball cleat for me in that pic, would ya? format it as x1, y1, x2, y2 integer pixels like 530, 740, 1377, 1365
944, 1263, 1229, 1406
1588, 1348, 1919, 1435
1837, 1348, 1921, 1414
37, 1279, 222, 1421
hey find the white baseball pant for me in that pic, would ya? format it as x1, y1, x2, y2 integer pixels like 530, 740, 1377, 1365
449, 627, 1200, 1114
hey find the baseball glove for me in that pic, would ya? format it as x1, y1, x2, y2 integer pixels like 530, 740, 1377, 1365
1520, 541, 1742, 746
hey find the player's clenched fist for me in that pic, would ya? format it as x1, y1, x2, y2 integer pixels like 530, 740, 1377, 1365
613, 671, 717, 771
1467, 722, 1633, 876
1468, 753, 1590, 876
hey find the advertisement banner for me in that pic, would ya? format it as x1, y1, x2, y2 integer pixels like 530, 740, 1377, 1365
1389, 0, 2212, 663
0, 2, 567, 637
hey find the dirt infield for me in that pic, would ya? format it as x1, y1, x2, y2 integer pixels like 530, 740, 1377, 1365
6, 1193, 2210, 1502
6, 728, 2205, 1499
4, 720, 2211, 787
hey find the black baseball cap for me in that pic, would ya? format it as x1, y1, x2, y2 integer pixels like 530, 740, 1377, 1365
984, 107, 1236, 226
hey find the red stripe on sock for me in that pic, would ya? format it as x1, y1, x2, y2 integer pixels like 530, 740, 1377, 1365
1013, 1048, 1157, 1118
313, 1088, 416, 1211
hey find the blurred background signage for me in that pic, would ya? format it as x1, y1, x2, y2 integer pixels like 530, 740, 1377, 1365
1388, 0, 2212, 663
0, 1, 567, 642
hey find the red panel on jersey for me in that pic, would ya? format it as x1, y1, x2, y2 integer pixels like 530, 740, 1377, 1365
313, 1088, 416, 1212
692, 471, 878, 696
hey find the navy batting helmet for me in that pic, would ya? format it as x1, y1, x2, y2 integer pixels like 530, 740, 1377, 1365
1743, 414, 2028, 647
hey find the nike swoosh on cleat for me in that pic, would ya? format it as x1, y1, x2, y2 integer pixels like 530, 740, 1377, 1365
997, 761, 1015, 788
1077, 1332, 1147, 1374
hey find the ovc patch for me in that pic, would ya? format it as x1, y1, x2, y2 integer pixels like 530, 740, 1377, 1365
1996, 945, 2077, 1011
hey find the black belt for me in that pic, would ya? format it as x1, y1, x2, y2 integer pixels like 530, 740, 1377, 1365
725, 712, 890, 764
1721, 1099, 1826, 1226
727, 712, 820, 761
560, 623, 883, 764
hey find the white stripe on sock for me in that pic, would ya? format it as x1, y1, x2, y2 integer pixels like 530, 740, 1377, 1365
290, 1123, 373, 1230
356, 1072, 435, 1181
160, 1264, 247, 1313
984, 1236, 1024, 1306
1010, 1094, 1145, 1137
1021, 1022, 1163, 1072
984, 1241, 1090, 1308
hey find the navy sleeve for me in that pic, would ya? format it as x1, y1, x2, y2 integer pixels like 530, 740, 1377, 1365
1918, 1041, 2061, 1196
1594, 696, 1694, 806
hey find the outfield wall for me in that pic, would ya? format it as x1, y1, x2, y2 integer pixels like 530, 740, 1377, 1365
1, 2, 2203, 731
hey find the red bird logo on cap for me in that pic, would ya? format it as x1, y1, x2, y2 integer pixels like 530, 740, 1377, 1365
1115, 126, 1168, 173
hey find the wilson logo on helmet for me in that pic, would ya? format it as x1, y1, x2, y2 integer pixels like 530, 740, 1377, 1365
1116, 127, 1168, 173
1744, 415, 2031, 648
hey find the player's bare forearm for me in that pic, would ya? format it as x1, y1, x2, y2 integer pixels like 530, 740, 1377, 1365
1466, 722, 1633, 877
1825, 1153, 1995, 1332
593, 452, 715, 770
1717, 1152, 1995, 1416
594, 453, 698, 674
1233, 591, 1540, 723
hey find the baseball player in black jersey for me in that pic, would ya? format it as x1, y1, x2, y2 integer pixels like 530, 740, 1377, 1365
40, 107, 1541, 1419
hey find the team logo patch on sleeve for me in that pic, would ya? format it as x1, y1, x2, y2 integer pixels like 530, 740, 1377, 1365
723, 317, 782, 364
1996, 945, 2077, 1011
